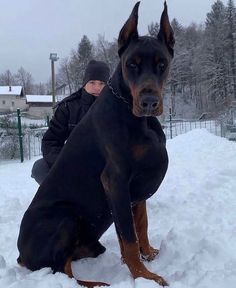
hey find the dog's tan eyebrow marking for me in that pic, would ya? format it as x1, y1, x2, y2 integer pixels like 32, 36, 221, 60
155, 55, 165, 63
134, 55, 141, 64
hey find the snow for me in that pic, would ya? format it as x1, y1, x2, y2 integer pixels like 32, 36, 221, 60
0, 86, 23, 96
0, 129, 236, 288
26, 95, 66, 103
26, 95, 53, 103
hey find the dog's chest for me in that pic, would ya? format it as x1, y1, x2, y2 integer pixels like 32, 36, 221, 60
130, 143, 166, 176
131, 143, 151, 162
129, 129, 164, 166
128, 129, 168, 202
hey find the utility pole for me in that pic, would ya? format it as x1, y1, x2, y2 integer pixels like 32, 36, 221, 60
169, 107, 173, 139
17, 108, 24, 162
49, 53, 59, 114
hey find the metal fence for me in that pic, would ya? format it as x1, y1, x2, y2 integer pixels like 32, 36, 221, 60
163, 119, 223, 140
23, 119, 226, 160
0, 115, 233, 162
0, 110, 48, 161
24, 127, 48, 159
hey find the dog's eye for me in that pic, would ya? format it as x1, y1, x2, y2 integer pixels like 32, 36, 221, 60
127, 62, 138, 70
157, 62, 166, 73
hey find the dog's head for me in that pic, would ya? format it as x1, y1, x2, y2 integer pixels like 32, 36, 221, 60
118, 1, 174, 117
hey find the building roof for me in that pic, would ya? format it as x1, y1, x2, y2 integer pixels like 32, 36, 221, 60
0, 86, 23, 96
26, 95, 53, 103
26, 94, 66, 103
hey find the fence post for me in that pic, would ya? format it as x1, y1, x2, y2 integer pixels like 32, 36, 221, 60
27, 130, 31, 160
46, 115, 50, 127
17, 108, 24, 162
169, 107, 173, 139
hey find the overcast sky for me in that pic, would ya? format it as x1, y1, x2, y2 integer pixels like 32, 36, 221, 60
0, 0, 229, 83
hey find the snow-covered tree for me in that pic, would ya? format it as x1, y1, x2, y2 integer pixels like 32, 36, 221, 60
203, 0, 228, 110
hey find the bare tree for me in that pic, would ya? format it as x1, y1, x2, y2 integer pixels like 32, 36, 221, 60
148, 21, 159, 37
57, 57, 72, 95
14, 67, 34, 94
0, 70, 15, 86
33, 82, 47, 95
94, 35, 118, 73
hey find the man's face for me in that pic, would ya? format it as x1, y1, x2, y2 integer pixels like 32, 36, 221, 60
84, 80, 106, 97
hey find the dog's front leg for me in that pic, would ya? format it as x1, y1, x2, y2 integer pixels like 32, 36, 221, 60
132, 201, 159, 261
101, 163, 168, 286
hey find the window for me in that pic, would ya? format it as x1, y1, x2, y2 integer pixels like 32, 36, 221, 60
2, 100, 5, 105
12, 101, 15, 107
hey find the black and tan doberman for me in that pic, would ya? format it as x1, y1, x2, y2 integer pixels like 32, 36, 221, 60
17, 2, 174, 287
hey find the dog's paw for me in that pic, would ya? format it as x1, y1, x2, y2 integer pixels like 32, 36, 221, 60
135, 270, 168, 287
136, 276, 169, 287
141, 246, 159, 262
152, 275, 169, 287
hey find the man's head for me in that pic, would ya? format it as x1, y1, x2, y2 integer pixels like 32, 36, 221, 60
83, 60, 110, 97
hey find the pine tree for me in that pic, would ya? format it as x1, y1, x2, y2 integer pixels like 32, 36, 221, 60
225, 0, 236, 100
57, 35, 94, 93
204, 0, 228, 111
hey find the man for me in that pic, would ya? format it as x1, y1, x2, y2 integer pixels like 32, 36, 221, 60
31, 60, 110, 185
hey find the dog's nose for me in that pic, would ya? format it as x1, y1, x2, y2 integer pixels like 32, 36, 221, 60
139, 94, 159, 112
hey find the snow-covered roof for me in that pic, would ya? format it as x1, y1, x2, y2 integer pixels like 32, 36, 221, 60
0, 86, 23, 96
26, 95, 66, 103
26, 95, 53, 103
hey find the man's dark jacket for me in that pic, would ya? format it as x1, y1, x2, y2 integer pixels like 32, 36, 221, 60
42, 88, 96, 167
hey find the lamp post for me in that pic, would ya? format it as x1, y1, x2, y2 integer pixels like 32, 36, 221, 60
49, 53, 59, 114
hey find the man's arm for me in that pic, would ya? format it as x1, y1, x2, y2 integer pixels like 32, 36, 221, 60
41, 103, 70, 168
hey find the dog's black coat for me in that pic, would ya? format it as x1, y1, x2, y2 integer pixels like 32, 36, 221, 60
17, 2, 174, 285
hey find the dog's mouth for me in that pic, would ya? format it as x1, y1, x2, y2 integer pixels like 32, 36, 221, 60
129, 84, 164, 117
132, 96, 163, 117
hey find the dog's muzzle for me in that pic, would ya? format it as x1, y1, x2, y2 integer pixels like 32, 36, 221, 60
138, 93, 161, 116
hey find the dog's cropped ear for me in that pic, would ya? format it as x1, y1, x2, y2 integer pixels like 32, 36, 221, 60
118, 1, 140, 56
157, 1, 175, 57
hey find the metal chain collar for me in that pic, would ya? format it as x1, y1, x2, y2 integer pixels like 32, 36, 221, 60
107, 78, 131, 109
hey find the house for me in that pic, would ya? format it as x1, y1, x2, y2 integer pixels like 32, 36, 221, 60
56, 84, 71, 101
26, 94, 68, 118
0, 86, 27, 113
0, 84, 70, 118
26, 95, 54, 118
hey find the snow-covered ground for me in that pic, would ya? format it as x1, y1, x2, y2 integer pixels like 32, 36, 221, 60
0, 129, 236, 288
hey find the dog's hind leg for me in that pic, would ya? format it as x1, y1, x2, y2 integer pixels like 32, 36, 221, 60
50, 217, 78, 274
51, 217, 109, 287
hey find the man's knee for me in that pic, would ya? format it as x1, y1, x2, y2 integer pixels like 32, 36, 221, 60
31, 158, 50, 185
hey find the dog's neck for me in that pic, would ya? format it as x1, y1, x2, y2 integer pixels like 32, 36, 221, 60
109, 62, 133, 107
107, 63, 149, 129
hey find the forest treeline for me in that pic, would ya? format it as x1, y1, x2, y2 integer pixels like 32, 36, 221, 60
1, 0, 235, 117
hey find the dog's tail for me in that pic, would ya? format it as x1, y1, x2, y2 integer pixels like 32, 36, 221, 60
77, 279, 110, 287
